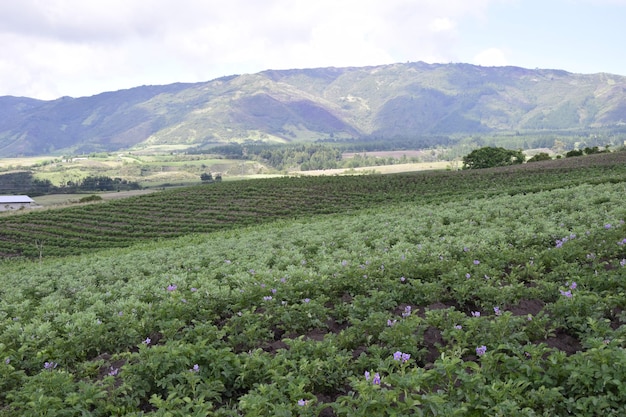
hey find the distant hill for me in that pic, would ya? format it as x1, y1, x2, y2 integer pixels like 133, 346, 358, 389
2, 62, 626, 156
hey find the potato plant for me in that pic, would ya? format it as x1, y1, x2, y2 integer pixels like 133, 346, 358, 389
1, 155, 626, 415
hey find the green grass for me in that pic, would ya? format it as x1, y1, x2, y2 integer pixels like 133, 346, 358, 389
2, 152, 626, 415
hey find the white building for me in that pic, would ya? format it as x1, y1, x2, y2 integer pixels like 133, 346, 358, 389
0, 195, 36, 211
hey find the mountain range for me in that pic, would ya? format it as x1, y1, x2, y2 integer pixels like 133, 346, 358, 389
1, 62, 626, 157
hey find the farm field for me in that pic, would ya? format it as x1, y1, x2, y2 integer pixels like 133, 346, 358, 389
290, 161, 452, 176
2, 151, 626, 259
1, 151, 626, 415
0, 153, 267, 188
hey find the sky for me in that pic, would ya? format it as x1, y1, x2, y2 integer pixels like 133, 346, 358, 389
1, 0, 625, 100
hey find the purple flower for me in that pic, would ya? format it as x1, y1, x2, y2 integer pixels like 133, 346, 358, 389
341, 260, 348, 266
108, 367, 119, 376
402, 305, 411, 318
271, 288, 277, 294
471, 311, 480, 317
303, 298, 311, 303
605, 224, 612, 229
393, 351, 410, 363
262, 296, 273, 301
143, 337, 151, 345
190, 287, 197, 292
621, 259, 626, 267
493, 306, 501, 316
465, 273, 471, 279
560, 290, 573, 298
569, 282, 577, 290
400, 276, 406, 282
527, 314, 533, 321
224, 259, 231, 264
364, 370, 370, 381
297, 399, 309, 406
190, 364, 199, 373
454, 325, 462, 330
5, 358, 10, 365
387, 319, 397, 327
473, 260, 480, 265
476, 346, 487, 356
44, 361, 57, 369
372, 372, 381, 385
167, 284, 177, 291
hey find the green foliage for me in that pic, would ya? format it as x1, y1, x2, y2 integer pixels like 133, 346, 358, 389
567, 146, 608, 158
78, 195, 103, 203
2, 152, 626, 259
462, 146, 526, 169
0, 172, 140, 196
3, 154, 626, 414
527, 152, 552, 162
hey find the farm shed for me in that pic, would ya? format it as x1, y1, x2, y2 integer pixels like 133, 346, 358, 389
0, 195, 36, 211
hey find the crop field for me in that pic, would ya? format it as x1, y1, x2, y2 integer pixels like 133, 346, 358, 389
0, 153, 265, 188
2, 151, 626, 260
1, 152, 626, 415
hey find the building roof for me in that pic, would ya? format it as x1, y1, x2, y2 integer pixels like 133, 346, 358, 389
0, 195, 35, 203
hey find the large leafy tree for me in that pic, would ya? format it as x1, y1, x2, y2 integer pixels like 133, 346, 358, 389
462, 146, 525, 169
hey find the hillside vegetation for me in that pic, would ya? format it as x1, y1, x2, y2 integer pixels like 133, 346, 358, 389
2, 62, 626, 156
2, 152, 626, 415
2, 151, 626, 259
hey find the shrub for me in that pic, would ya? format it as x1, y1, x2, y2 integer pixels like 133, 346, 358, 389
78, 194, 103, 203
527, 153, 552, 163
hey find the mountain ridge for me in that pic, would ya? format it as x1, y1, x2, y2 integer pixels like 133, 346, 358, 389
1, 62, 626, 156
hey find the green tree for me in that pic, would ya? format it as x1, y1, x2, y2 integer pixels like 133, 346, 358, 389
527, 152, 552, 163
462, 147, 525, 169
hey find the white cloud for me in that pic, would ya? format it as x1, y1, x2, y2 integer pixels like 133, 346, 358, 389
0, 0, 502, 99
429, 18, 456, 32
473, 48, 509, 67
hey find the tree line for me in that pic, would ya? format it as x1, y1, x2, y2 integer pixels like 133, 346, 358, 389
0, 172, 141, 196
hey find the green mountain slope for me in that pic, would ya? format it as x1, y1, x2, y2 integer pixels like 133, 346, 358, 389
2, 62, 626, 156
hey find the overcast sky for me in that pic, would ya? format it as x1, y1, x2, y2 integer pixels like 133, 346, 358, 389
1, 0, 625, 100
